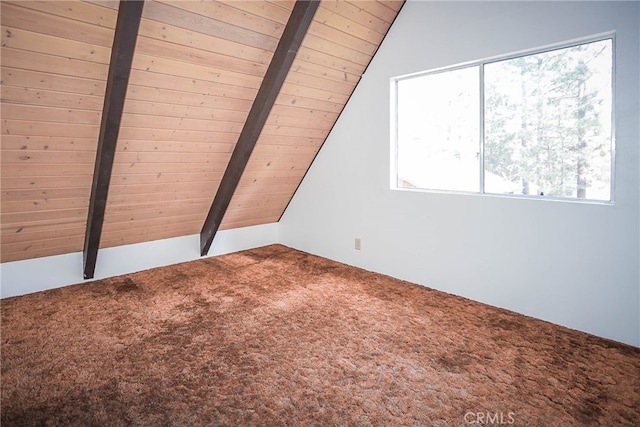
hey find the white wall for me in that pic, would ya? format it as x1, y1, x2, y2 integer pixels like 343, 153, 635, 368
0, 223, 278, 298
280, 1, 640, 346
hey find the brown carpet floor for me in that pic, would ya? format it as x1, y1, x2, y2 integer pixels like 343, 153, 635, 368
1, 244, 639, 426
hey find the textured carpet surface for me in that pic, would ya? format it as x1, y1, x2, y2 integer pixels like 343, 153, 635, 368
1, 244, 639, 426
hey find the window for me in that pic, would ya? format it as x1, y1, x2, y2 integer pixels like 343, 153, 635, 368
392, 37, 614, 202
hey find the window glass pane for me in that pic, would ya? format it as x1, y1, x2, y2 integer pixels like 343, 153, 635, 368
484, 39, 613, 200
396, 67, 480, 192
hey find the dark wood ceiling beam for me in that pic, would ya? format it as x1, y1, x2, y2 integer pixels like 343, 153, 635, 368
83, 0, 144, 279
199, 0, 320, 256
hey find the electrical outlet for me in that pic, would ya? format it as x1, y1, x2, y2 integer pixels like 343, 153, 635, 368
355, 238, 361, 250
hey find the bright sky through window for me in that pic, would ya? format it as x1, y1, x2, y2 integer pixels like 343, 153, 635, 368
396, 67, 479, 192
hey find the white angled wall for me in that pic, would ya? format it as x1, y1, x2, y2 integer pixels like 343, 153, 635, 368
0, 223, 278, 299
280, 1, 640, 346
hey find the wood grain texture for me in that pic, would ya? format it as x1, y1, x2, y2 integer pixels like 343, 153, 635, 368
0, 0, 113, 262
0, 0, 404, 262
221, 0, 403, 230
199, 0, 320, 256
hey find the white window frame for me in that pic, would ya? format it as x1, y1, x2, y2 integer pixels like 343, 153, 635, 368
390, 32, 616, 204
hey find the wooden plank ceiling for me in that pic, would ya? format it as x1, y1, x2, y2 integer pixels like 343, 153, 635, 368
1, 0, 403, 264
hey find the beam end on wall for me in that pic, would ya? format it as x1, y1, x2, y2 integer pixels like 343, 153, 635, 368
198, 0, 320, 256
82, 0, 144, 279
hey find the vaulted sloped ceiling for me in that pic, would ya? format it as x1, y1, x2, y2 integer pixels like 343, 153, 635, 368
1, 0, 403, 265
